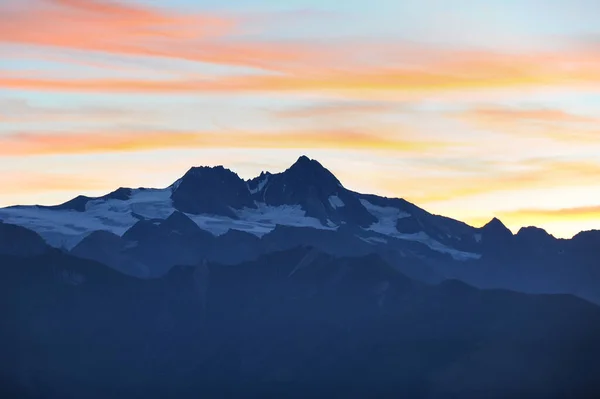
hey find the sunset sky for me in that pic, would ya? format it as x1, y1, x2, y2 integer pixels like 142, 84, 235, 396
2, 0, 600, 238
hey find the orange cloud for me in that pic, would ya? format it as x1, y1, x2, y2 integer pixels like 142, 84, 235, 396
376, 159, 600, 204
457, 106, 600, 143
0, 99, 159, 123
498, 205, 600, 223
0, 0, 343, 73
3, 1, 600, 92
0, 0, 234, 45
467, 107, 597, 124
3, 46, 600, 97
274, 101, 400, 119
0, 129, 444, 156
0, 171, 108, 193
1, 131, 206, 155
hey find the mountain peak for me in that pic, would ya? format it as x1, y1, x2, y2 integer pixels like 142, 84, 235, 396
161, 211, 204, 236
251, 156, 376, 227
290, 155, 326, 169
483, 217, 510, 231
514, 226, 556, 251
296, 154, 311, 163
516, 226, 553, 239
480, 217, 513, 249
285, 156, 342, 187
0, 222, 48, 257
290, 155, 328, 170
171, 165, 256, 217
260, 156, 343, 207
571, 229, 600, 247
182, 165, 231, 178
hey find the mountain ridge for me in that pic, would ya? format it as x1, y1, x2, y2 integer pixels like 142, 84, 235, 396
1, 156, 599, 304
0, 156, 483, 254
1, 155, 589, 239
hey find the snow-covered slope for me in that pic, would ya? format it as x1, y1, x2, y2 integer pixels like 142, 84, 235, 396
359, 198, 480, 260
0, 189, 336, 250
0, 156, 482, 260
0, 188, 173, 249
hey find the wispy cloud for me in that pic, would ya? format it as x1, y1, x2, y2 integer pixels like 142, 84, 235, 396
0, 0, 235, 48
378, 159, 600, 204
466, 107, 597, 123
0, 131, 204, 155
0, 129, 445, 156
273, 101, 401, 119
498, 205, 600, 223
0, 171, 108, 193
3, 1, 600, 95
0, 0, 341, 73
3, 47, 600, 97
457, 106, 600, 143
0, 98, 158, 123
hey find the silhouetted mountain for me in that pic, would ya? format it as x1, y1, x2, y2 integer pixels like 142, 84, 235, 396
514, 226, 557, 255
1, 248, 599, 398
444, 229, 600, 305
121, 219, 161, 242
480, 217, 513, 253
251, 156, 377, 227
45, 187, 133, 212
570, 229, 600, 251
261, 224, 373, 256
516, 225, 555, 243
160, 210, 207, 236
0, 221, 48, 257
119, 212, 216, 277
72, 212, 266, 277
171, 166, 255, 217
71, 230, 149, 277
209, 229, 263, 264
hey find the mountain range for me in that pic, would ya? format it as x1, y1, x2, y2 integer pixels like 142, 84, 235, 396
1, 155, 599, 304
1, 156, 600, 397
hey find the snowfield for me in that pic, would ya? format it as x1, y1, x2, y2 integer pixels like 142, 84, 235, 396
0, 188, 481, 260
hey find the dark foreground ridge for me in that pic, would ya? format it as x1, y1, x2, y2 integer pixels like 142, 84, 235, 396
1, 244, 600, 398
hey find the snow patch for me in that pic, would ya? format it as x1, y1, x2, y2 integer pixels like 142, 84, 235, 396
329, 195, 346, 209
359, 199, 480, 261
187, 203, 335, 237
393, 232, 481, 261
0, 188, 174, 249
237, 203, 335, 233
249, 175, 269, 195
288, 248, 321, 277
362, 236, 388, 244
474, 233, 482, 243
359, 199, 410, 235
171, 178, 183, 191
328, 195, 345, 209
